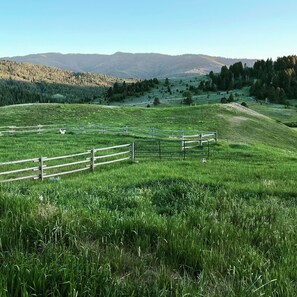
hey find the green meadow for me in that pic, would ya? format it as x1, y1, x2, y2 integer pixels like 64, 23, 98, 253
0, 103, 297, 296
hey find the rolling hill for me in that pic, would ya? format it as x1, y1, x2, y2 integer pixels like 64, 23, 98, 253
0, 103, 296, 296
0, 60, 134, 105
0, 102, 296, 150
0, 60, 127, 87
1, 52, 257, 79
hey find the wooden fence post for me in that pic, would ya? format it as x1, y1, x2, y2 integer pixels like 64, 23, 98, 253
183, 140, 186, 160
181, 135, 184, 151
150, 128, 155, 138
130, 142, 135, 162
91, 149, 95, 171
10, 126, 16, 135
37, 125, 42, 134
39, 157, 44, 181
158, 140, 161, 159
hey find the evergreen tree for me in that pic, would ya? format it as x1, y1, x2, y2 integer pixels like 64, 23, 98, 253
182, 91, 193, 105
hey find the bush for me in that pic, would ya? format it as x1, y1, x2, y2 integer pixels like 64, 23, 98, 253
220, 97, 228, 104
153, 97, 160, 105
228, 93, 234, 102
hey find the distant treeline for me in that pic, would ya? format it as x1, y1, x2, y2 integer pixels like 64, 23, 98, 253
106, 78, 159, 102
0, 79, 104, 106
199, 55, 297, 104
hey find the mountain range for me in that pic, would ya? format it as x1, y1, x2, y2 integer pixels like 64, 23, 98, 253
1, 52, 256, 79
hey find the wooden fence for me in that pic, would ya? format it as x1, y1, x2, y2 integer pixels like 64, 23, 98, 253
0, 126, 218, 182
0, 124, 218, 142
0, 138, 216, 183
0, 144, 132, 183
0, 124, 64, 135
182, 133, 216, 147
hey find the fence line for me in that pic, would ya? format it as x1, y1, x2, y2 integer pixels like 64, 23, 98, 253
134, 139, 211, 160
0, 124, 217, 142
0, 143, 133, 183
0, 139, 216, 183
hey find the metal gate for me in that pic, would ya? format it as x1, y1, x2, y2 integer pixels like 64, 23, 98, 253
134, 139, 210, 160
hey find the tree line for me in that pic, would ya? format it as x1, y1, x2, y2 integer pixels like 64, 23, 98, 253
199, 55, 297, 104
0, 79, 105, 106
106, 78, 159, 102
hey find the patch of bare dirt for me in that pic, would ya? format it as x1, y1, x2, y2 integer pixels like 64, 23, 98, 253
229, 116, 249, 126
227, 103, 270, 119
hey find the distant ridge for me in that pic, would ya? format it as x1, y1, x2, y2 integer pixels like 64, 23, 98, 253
0, 60, 127, 87
0, 60, 132, 106
1, 52, 256, 79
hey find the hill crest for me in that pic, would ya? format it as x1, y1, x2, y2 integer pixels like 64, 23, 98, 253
1, 52, 256, 79
0, 103, 296, 150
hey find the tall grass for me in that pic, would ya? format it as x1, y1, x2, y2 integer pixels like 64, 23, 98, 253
0, 103, 296, 296
0, 143, 296, 296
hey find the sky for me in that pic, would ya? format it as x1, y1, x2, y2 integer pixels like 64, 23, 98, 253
1, 0, 296, 60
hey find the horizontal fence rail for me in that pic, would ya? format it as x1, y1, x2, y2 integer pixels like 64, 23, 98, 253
0, 124, 217, 142
0, 124, 65, 135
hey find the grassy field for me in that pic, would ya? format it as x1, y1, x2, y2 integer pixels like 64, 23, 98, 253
105, 76, 297, 127
0, 103, 297, 296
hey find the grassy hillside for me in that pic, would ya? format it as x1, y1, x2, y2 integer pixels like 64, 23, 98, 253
0, 103, 297, 296
0, 102, 296, 150
104, 78, 297, 128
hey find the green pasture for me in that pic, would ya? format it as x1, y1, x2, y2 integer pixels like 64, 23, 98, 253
0, 103, 297, 296
104, 75, 297, 127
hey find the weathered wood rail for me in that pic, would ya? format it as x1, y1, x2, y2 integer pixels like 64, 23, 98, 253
182, 133, 216, 148
0, 124, 63, 134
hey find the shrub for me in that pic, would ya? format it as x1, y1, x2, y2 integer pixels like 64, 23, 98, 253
153, 97, 160, 105
220, 97, 228, 104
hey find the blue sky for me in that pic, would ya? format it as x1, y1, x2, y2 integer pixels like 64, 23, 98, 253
1, 0, 296, 59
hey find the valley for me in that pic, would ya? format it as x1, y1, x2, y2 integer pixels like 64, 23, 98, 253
2, 0, 296, 294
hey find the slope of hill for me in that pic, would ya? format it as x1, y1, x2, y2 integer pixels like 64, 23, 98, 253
1, 52, 256, 79
1, 103, 297, 296
0, 60, 133, 106
0, 103, 296, 150
0, 60, 126, 87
